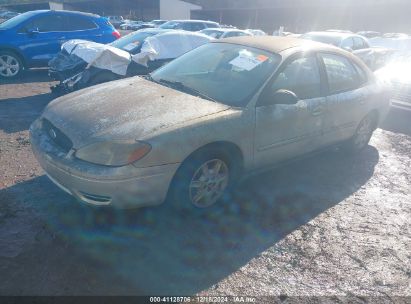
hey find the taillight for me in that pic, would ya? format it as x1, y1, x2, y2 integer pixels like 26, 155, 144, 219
112, 30, 121, 39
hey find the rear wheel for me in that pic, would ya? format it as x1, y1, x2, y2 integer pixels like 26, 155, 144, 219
345, 113, 377, 152
0, 51, 23, 78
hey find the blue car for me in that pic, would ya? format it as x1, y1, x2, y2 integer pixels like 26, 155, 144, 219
0, 10, 120, 78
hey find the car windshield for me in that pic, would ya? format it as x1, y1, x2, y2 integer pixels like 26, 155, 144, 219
110, 31, 158, 53
302, 34, 342, 46
0, 11, 33, 29
150, 43, 281, 107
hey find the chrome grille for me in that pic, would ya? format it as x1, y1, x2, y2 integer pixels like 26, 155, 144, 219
391, 81, 411, 104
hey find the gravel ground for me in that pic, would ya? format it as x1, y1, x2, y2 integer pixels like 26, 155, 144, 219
0, 70, 410, 300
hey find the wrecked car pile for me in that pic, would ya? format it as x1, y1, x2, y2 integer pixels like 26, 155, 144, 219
49, 29, 213, 95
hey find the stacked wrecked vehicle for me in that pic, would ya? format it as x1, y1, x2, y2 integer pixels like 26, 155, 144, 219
48, 29, 213, 95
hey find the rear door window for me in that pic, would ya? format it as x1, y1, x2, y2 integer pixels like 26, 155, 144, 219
63, 15, 97, 31
321, 53, 360, 94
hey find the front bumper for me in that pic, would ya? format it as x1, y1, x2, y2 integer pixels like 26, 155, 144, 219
30, 119, 180, 209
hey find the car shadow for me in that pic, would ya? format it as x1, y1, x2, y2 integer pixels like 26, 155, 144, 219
0, 93, 54, 133
0, 146, 380, 295
0, 69, 52, 85
380, 107, 411, 136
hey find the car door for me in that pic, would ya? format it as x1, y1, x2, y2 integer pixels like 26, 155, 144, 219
17, 13, 66, 66
319, 52, 372, 144
254, 54, 328, 168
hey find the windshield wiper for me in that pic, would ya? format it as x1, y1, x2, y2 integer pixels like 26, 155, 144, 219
154, 78, 218, 103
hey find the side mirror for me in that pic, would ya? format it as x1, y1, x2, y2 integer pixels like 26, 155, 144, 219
258, 89, 299, 106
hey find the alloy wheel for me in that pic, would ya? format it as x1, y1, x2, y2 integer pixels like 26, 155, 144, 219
0, 54, 20, 77
189, 159, 229, 208
354, 116, 373, 149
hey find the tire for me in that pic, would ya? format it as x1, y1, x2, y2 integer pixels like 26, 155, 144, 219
344, 112, 378, 152
168, 147, 239, 212
0, 51, 24, 79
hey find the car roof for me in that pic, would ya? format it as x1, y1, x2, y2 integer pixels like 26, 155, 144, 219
28, 9, 99, 18
215, 36, 341, 54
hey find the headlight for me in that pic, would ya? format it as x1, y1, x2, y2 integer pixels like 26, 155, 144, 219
75, 140, 151, 167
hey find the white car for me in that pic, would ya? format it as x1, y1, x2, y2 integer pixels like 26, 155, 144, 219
199, 28, 251, 39
302, 31, 370, 51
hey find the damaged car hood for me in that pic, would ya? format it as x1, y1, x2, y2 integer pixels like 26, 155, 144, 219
42, 77, 231, 148
61, 39, 132, 75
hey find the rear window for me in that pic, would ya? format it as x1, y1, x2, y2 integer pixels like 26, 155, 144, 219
353, 37, 369, 50
63, 15, 97, 31
200, 29, 223, 39
204, 22, 219, 28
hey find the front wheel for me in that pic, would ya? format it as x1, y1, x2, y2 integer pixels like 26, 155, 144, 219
168, 149, 234, 211
0, 51, 23, 78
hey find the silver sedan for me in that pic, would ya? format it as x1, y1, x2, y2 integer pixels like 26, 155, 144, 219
30, 37, 390, 210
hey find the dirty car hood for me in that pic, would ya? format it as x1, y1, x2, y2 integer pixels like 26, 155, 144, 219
42, 77, 230, 148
